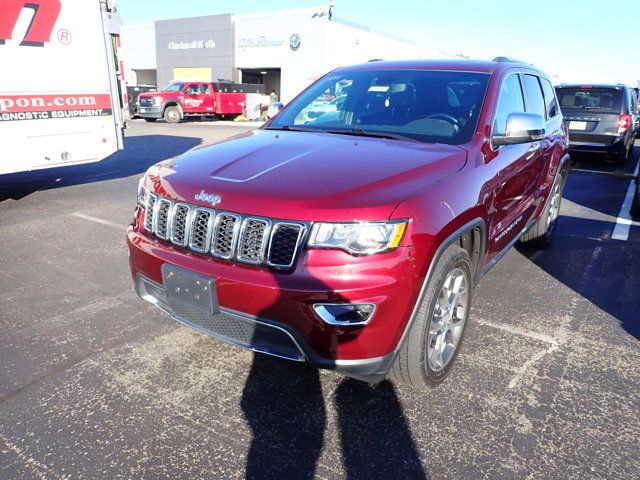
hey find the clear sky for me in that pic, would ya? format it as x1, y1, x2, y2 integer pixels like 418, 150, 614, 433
118, 0, 639, 86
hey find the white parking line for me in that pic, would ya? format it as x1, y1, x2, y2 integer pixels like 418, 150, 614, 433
475, 318, 557, 345
72, 212, 123, 230
611, 161, 640, 241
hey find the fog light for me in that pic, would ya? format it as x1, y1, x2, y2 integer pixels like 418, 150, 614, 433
313, 303, 376, 326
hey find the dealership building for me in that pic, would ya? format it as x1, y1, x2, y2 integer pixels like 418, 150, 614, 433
120, 6, 449, 103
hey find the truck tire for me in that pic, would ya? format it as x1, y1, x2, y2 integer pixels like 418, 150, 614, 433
520, 170, 566, 248
389, 245, 473, 390
144, 118, 157, 123
164, 106, 182, 124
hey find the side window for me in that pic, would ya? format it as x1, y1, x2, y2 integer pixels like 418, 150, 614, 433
522, 74, 546, 119
493, 74, 525, 136
202, 84, 212, 94
187, 84, 199, 94
540, 78, 559, 118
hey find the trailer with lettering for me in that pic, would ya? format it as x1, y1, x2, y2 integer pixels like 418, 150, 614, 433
0, 0, 127, 175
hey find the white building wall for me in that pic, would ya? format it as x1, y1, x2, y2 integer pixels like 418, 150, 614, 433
234, 7, 450, 103
120, 24, 157, 85
234, 7, 333, 103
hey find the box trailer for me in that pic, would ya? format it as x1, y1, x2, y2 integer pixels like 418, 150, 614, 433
0, 0, 127, 175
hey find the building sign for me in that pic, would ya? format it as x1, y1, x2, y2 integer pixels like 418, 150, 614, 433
289, 34, 301, 51
168, 40, 216, 50
237, 36, 286, 49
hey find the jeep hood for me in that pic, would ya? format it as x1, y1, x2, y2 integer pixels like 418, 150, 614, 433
144, 129, 467, 221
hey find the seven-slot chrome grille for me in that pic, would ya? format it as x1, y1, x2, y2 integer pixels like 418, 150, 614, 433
143, 193, 306, 269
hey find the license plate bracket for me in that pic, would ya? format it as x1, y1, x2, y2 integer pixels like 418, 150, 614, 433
161, 264, 219, 315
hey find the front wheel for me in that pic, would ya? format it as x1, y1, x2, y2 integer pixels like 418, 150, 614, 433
163, 106, 182, 124
389, 245, 473, 390
144, 118, 157, 123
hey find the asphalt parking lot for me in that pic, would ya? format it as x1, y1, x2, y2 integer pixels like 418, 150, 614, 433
1, 120, 639, 479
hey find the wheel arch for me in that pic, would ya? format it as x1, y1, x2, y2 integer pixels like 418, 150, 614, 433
381, 216, 487, 380
162, 100, 183, 115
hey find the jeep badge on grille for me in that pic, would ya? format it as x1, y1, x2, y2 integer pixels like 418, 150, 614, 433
194, 190, 222, 206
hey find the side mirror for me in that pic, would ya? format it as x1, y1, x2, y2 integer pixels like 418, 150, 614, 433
492, 112, 545, 147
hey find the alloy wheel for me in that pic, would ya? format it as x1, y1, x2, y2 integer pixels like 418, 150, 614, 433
427, 267, 469, 372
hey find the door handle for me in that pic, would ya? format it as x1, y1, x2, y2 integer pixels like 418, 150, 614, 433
526, 142, 540, 160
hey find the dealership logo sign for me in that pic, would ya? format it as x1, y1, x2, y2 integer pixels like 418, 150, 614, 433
289, 34, 301, 51
0, 0, 62, 47
238, 36, 285, 49
168, 40, 216, 50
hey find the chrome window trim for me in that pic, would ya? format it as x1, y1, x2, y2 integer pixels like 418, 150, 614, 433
490, 71, 525, 150
266, 222, 307, 269
211, 212, 242, 260
153, 198, 174, 241
237, 217, 272, 264
169, 202, 193, 247
188, 207, 216, 253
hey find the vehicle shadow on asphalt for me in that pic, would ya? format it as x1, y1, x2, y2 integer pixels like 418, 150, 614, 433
240, 356, 428, 480
240, 274, 427, 480
0, 134, 201, 201
517, 216, 639, 340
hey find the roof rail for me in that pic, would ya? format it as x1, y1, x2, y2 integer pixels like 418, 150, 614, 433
492, 56, 529, 64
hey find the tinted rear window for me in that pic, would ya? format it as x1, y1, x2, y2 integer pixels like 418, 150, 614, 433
555, 88, 622, 113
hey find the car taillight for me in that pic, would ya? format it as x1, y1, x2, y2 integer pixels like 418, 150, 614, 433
618, 114, 631, 134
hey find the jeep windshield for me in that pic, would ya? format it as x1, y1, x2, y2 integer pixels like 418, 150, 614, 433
162, 83, 187, 93
266, 70, 489, 145
556, 88, 622, 114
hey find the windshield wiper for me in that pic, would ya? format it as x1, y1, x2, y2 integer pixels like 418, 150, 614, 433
264, 125, 316, 132
324, 128, 419, 142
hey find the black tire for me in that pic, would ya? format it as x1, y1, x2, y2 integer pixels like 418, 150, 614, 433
389, 245, 473, 390
613, 142, 631, 166
163, 106, 182, 124
520, 170, 566, 248
631, 183, 640, 218
144, 118, 157, 123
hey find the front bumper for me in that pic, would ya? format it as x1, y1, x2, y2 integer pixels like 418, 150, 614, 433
138, 105, 163, 119
126, 215, 424, 382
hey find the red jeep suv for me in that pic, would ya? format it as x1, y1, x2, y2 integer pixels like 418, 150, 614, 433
127, 58, 569, 389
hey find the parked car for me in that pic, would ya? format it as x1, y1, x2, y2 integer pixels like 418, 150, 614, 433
127, 85, 157, 118
555, 84, 639, 164
301, 95, 346, 123
127, 58, 569, 390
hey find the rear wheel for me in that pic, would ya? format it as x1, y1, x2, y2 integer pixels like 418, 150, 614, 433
389, 245, 473, 390
631, 183, 640, 217
144, 118, 157, 123
614, 142, 631, 166
164, 106, 182, 124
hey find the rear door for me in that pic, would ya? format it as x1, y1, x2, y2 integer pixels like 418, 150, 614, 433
555, 87, 623, 145
182, 83, 217, 114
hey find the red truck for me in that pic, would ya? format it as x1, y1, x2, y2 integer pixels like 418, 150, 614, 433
137, 81, 265, 123
127, 58, 569, 390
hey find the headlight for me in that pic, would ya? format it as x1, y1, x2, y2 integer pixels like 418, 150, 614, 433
307, 220, 407, 255
137, 177, 147, 207
153, 96, 163, 105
